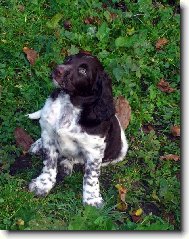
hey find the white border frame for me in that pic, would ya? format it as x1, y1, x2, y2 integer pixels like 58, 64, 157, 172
1, 1, 187, 238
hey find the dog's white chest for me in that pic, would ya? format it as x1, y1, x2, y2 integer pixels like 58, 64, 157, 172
40, 93, 81, 132
39, 93, 105, 159
39, 93, 84, 156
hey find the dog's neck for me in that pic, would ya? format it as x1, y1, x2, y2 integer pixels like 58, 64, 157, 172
70, 94, 98, 107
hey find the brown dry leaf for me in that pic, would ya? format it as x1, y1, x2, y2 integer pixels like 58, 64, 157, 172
83, 16, 101, 25
114, 96, 131, 130
130, 208, 143, 223
54, 30, 60, 39
157, 79, 175, 93
60, 48, 68, 57
131, 214, 142, 223
63, 20, 72, 30
160, 154, 180, 162
115, 1, 127, 12
170, 125, 180, 137
23, 47, 39, 65
17, 4, 25, 12
110, 12, 118, 21
48, 61, 57, 69
16, 219, 25, 226
156, 38, 168, 50
105, 11, 118, 22
102, 3, 108, 8
115, 184, 128, 211
142, 124, 155, 133
14, 127, 34, 152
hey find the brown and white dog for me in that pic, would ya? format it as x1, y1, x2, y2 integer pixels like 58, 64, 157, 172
27, 53, 128, 207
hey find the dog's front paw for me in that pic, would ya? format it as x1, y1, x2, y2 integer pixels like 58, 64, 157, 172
29, 139, 42, 155
29, 175, 55, 196
83, 196, 104, 208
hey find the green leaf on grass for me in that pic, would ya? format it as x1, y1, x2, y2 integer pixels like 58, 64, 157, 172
68, 45, 79, 55
113, 67, 125, 82
46, 13, 63, 29
115, 36, 127, 48
0, 198, 4, 203
96, 22, 110, 41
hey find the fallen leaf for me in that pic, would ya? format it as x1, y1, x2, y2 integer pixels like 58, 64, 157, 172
130, 136, 135, 143
46, 13, 63, 29
142, 124, 155, 133
152, 190, 161, 202
160, 154, 180, 162
55, 30, 60, 39
104, 11, 118, 22
135, 208, 143, 216
48, 61, 57, 69
23, 47, 39, 65
115, 184, 128, 211
63, 20, 72, 30
83, 16, 101, 25
130, 208, 143, 223
102, 3, 108, 9
115, 1, 127, 12
17, 4, 25, 12
114, 96, 131, 130
170, 125, 180, 137
157, 79, 175, 93
14, 127, 34, 152
68, 45, 79, 55
16, 219, 25, 226
110, 12, 118, 21
60, 48, 68, 56
131, 214, 141, 223
155, 38, 168, 50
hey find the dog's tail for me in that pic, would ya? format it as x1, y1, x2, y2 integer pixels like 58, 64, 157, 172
26, 110, 41, 120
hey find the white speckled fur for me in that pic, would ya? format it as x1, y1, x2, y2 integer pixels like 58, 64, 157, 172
27, 91, 128, 207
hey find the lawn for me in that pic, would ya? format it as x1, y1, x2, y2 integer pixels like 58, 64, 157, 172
0, 0, 180, 230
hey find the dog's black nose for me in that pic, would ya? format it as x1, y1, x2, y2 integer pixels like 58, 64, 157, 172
51, 65, 65, 80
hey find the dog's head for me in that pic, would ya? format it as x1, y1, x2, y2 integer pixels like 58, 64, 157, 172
52, 53, 104, 96
52, 52, 115, 123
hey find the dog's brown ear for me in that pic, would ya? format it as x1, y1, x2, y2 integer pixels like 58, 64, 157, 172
92, 71, 115, 121
78, 70, 115, 126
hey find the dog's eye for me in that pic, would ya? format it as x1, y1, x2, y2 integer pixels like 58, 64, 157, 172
78, 67, 87, 76
78, 64, 88, 76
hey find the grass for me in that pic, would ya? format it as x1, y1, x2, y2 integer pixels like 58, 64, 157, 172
0, 0, 180, 231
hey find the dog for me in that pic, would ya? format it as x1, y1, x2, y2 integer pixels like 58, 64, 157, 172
27, 52, 128, 207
